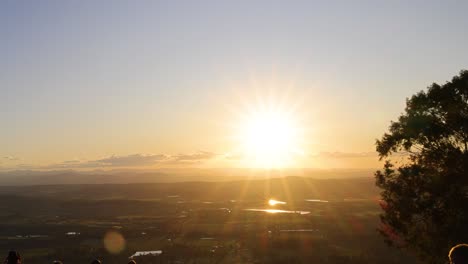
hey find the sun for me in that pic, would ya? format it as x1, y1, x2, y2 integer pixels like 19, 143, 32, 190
239, 109, 301, 168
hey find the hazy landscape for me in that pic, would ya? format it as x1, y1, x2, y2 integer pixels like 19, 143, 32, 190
0, 176, 413, 263
0, 169, 375, 185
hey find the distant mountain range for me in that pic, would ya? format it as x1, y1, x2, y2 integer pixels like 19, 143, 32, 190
0, 168, 376, 186
0, 176, 379, 202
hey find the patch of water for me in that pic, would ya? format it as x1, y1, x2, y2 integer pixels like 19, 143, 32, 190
244, 209, 310, 215
305, 199, 329, 203
129, 251, 162, 258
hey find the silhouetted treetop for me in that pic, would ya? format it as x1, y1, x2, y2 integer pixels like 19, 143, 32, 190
377, 70, 468, 158
375, 70, 468, 264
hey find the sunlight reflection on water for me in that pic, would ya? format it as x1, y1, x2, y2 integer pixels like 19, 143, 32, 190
268, 199, 287, 206
305, 199, 329, 203
244, 208, 310, 214
280, 229, 319, 232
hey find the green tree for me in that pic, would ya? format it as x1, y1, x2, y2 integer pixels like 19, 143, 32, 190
375, 70, 468, 263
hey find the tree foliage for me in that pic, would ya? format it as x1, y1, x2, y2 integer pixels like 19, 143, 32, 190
375, 70, 468, 263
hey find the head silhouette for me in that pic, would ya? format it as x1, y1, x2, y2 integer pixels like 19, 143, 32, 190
5, 251, 21, 264
91, 259, 101, 264
449, 244, 468, 264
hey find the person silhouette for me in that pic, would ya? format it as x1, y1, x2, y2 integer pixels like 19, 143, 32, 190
449, 244, 468, 264
90, 259, 101, 264
4, 251, 21, 264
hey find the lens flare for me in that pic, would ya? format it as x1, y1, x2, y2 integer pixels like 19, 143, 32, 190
103, 231, 126, 254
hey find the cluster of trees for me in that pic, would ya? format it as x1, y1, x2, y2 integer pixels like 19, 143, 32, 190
375, 70, 468, 263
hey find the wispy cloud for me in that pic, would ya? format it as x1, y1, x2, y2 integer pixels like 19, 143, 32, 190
15, 164, 36, 169
95, 154, 168, 166
313, 151, 410, 159
3, 156, 19, 161
314, 152, 378, 158
3, 150, 392, 171
45, 152, 220, 169
173, 151, 217, 161
61, 160, 81, 164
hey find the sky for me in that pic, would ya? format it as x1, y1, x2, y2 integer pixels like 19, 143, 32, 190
1, 0, 468, 170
